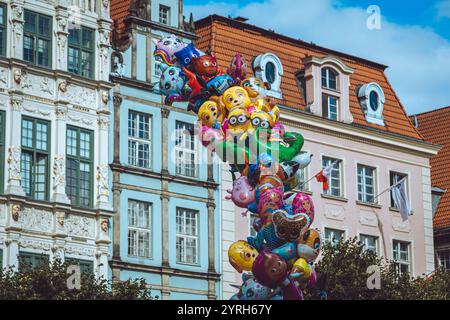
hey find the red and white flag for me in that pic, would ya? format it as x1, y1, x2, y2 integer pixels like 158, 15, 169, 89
315, 161, 337, 191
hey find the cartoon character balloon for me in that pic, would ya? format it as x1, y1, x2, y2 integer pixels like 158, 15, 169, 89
153, 35, 186, 65
228, 240, 259, 273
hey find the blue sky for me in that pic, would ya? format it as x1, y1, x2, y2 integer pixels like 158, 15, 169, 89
184, 0, 450, 115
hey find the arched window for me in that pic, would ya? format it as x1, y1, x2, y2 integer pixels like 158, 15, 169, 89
357, 82, 385, 126
321, 67, 338, 90
252, 53, 284, 99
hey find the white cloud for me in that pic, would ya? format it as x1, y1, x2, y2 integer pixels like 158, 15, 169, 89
186, 0, 450, 114
436, 0, 450, 19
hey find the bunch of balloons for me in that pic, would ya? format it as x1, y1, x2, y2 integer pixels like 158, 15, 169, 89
153, 35, 323, 301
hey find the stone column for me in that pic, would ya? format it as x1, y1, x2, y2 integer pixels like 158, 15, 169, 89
52, 104, 71, 204
112, 89, 122, 164
161, 107, 171, 267
96, 96, 112, 211
55, 6, 69, 71
161, 193, 170, 267
161, 108, 170, 175
6, 94, 25, 196
10, 1, 24, 59
96, 216, 111, 279
97, 25, 111, 82
5, 204, 21, 271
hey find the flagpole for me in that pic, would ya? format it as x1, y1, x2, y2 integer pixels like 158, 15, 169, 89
373, 176, 407, 201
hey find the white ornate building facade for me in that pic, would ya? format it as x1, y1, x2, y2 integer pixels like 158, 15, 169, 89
0, 0, 113, 277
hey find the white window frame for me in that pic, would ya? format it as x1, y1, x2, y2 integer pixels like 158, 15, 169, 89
176, 208, 199, 265
175, 121, 198, 178
360, 234, 379, 255
389, 171, 409, 210
357, 164, 377, 204
127, 199, 152, 259
322, 156, 343, 198
128, 110, 152, 169
392, 240, 411, 275
159, 5, 170, 25
438, 249, 450, 271
324, 228, 345, 246
357, 82, 385, 126
252, 53, 284, 99
321, 67, 338, 91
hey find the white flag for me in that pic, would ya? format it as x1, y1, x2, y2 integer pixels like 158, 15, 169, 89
391, 179, 411, 221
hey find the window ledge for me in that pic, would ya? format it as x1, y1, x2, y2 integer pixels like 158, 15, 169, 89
356, 201, 382, 209
321, 194, 348, 203
389, 207, 400, 213
322, 87, 341, 95
292, 189, 313, 196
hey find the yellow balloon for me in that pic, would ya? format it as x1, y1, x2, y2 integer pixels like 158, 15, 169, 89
228, 240, 259, 273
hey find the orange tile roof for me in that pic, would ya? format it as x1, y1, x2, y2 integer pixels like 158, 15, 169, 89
412, 106, 450, 230
110, 0, 131, 35
195, 15, 423, 140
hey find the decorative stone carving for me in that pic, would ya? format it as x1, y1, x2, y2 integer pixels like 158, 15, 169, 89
0, 205, 5, 225
0, 68, 7, 86
10, 96, 23, 111
13, 69, 22, 84
23, 105, 52, 117
324, 204, 345, 221
96, 164, 109, 198
7, 146, 21, 181
67, 85, 96, 108
65, 215, 95, 238
58, 81, 67, 93
392, 217, 410, 233
11, 204, 20, 222
101, 91, 109, 104
97, 117, 110, 130
113, 92, 123, 106
19, 239, 51, 251
359, 210, 378, 227
65, 245, 95, 257
18, 207, 53, 232
55, 106, 67, 119
53, 155, 65, 190
56, 212, 65, 227
41, 77, 54, 95
101, 219, 109, 233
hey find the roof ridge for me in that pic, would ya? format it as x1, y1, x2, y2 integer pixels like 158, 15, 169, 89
195, 14, 389, 70
411, 105, 450, 117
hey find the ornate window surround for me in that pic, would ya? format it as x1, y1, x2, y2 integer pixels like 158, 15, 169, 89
302, 55, 354, 124
252, 52, 284, 99
357, 82, 386, 126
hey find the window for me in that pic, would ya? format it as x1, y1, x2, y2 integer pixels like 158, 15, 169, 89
357, 82, 385, 126
0, 111, 4, 194
128, 200, 152, 258
18, 252, 48, 272
322, 157, 343, 197
265, 62, 276, 84
438, 250, 450, 271
128, 111, 152, 169
176, 208, 199, 265
321, 67, 338, 90
0, 4, 6, 56
175, 121, 197, 178
159, 5, 170, 25
66, 126, 93, 207
296, 166, 309, 192
392, 240, 411, 275
21, 117, 50, 201
66, 258, 94, 274
252, 53, 283, 99
249, 213, 259, 237
322, 94, 339, 121
360, 234, 379, 255
324, 228, 344, 246
68, 27, 94, 78
357, 164, 376, 204
390, 172, 408, 209
23, 10, 52, 67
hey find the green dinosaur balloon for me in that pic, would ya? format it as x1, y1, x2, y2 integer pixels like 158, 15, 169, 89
253, 129, 305, 163
214, 140, 250, 173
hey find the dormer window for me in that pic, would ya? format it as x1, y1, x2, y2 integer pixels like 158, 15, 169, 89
321, 67, 338, 91
302, 55, 354, 124
252, 53, 284, 99
357, 82, 385, 126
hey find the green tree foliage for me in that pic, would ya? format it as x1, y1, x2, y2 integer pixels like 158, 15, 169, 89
305, 238, 450, 300
0, 258, 157, 300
